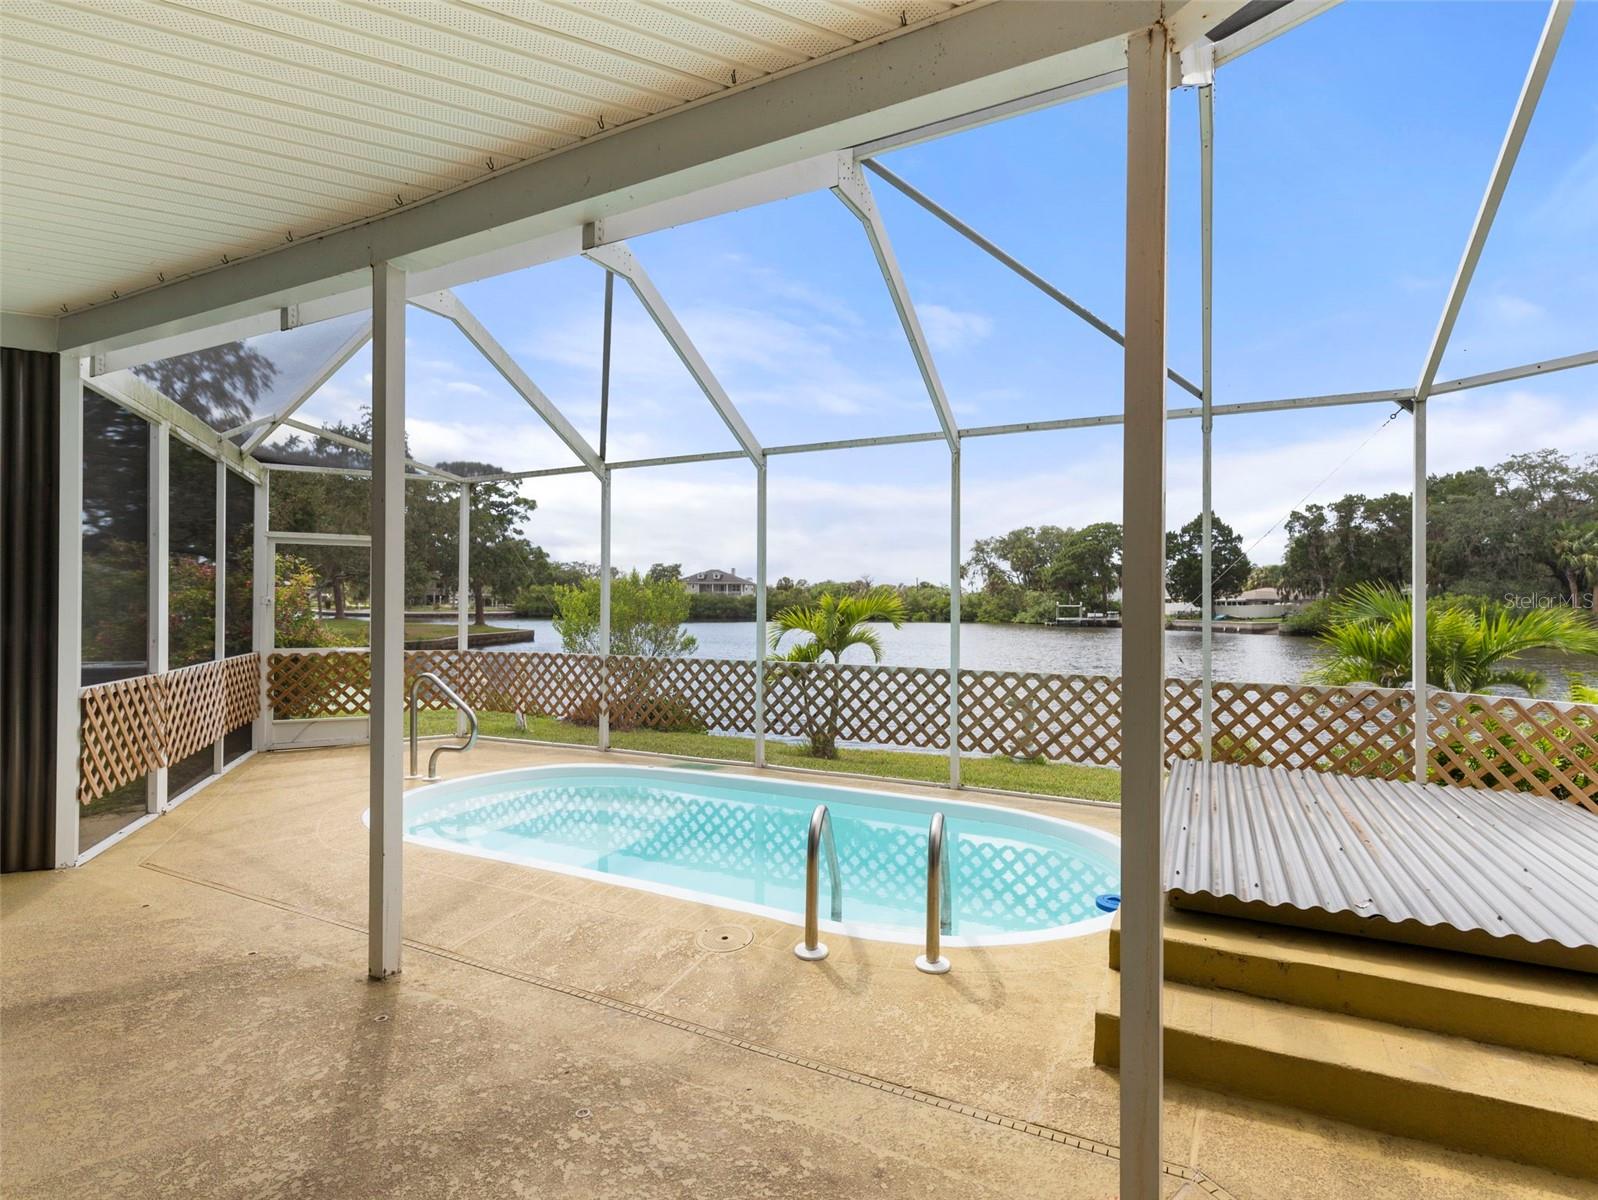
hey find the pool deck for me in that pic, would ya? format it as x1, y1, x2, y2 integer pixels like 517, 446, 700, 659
3, 740, 1589, 1199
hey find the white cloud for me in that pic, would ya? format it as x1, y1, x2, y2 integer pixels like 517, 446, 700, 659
917, 303, 994, 353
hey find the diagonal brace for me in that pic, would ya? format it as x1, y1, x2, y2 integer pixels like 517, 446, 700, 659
831, 160, 958, 447
582, 236, 763, 464
411, 290, 604, 477
862, 159, 1203, 400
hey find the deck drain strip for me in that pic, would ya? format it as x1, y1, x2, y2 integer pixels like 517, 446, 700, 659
142, 862, 1232, 1199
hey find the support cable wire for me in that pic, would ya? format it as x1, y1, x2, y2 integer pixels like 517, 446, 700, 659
1208, 405, 1406, 587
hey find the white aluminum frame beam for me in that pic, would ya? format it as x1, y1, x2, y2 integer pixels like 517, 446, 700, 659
1210, 0, 1341, 67
56, 2, 1170, 357
147, 423, 170, 815
583, 239, 763, 464
1199, 82, 1216, 763
242, 320, 373, 453
368, 261, 406, 982
251, 471, 272, 753
277, 418, 460, 482
1408, 0, 1571, 775
1121, 23, 1170, 1200
411, 291, 604, 477
54, 355, 84, 868
860, 160, 1204, 400
83, 368, 262, 483
831, 161, 959, 448
852, 70, 1128, 159
420, 344, 1596, 484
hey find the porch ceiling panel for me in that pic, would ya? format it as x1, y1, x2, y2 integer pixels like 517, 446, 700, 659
0, 0, 967, 318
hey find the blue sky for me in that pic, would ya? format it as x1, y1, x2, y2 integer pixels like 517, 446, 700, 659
274, 0, 1597, 585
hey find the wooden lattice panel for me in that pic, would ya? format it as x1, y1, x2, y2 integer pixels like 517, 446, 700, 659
163, 659, 228, 762
221, 652, 263, 731
1167, 679, 1414, 780
78, 672, 167, 802
1427, 691, 1598, 812
78, 653, 261, 803
267, 651, 371, 719
605, 654, 756, 732
764, 661, 951, 749
960, 671, 1122, 764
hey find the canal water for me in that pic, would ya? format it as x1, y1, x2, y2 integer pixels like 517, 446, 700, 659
486, 618, 1593, 699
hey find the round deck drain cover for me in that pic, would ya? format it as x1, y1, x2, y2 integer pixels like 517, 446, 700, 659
696, 924, 754, 953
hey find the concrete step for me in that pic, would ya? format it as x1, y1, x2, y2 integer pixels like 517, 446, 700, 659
1094, 977, 1598, 1180
1110, 908, 1598, 1063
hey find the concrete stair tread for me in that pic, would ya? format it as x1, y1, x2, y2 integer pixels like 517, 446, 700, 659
1099, 977, 1598, 1120
1150, 907, 1598, 1014
1111, 908, 1598, 1063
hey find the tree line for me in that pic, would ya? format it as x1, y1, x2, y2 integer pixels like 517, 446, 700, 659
1281, 450, 1598, 608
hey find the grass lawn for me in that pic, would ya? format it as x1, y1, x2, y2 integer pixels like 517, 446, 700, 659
413, 709, 1120, 803
314, 617, 516, 645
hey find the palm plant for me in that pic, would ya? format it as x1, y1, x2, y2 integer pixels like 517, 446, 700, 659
1553, 522, 1598, 610
1310, 582, 1598, 696
769, 587, 907, 757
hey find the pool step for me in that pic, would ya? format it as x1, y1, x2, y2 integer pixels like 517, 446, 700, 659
1108, 908, 1598, 1063
1093, 977, 1598, 1179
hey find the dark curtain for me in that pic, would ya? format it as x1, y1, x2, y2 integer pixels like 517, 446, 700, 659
1, 348, 61, 872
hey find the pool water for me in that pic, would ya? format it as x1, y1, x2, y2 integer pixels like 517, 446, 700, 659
400, 764, 1121, 945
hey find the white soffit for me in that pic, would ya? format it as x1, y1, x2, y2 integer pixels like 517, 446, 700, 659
0, 0, 968, 317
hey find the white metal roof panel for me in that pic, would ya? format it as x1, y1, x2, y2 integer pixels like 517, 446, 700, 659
0, 0, 967, 317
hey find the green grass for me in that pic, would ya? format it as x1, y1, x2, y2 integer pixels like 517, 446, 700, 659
313, 617, 516, 645
414, 708, 1120, 803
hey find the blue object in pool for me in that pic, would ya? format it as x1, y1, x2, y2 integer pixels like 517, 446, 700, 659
1095, 893, 1121, 913
395, 764, 1121, 946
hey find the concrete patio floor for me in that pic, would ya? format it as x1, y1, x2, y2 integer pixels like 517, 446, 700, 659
3, 740, 1591, 1199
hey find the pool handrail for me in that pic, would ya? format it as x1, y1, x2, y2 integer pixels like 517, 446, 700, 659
794, 803, 842, 962
915, 811, 953, 974
408, 671, 479, 779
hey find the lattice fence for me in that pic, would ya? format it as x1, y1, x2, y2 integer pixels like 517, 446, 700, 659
766, 660, 952, 749
259, 648, 1598, 809
1427, 691, 1598, 814
1165, 679, 1415, 780
78, 652, 262, 803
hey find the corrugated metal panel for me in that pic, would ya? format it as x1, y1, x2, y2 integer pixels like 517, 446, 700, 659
1163, 760, 1598, 965
0, 0, 966, 316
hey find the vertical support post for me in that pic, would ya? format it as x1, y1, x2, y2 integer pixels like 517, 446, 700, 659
212, 459, 227, 774
53, 356, 83, 868
147, 423, 169, 814
369, 261, 406, 982
598, 468, 612, 751
1121, 25, 1169, 1200
1198, 83, 1215, 764
457, 481, 471, 736
1400, 0, 1571, 780
754, 456, 768, 767
1411, 402, 1427, 779
252, 471, 272, 751
948, 446, 962, 788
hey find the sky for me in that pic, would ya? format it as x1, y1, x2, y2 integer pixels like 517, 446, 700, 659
257, 0, 1597, 586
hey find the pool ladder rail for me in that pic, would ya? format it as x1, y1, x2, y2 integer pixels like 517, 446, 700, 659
792, 804, 954, 975
794, 804, 842, 961
915, 811, 953, 974
407, 672, 480, 780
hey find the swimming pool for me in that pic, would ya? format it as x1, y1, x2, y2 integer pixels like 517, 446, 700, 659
394, 764, 1121, 947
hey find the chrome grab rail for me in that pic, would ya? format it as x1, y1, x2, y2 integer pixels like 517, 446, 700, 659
408, 671, 479, 779
915, 812, 953, 974
793, 803, 842, 961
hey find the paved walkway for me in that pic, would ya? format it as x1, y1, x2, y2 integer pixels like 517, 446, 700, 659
3, 741, 1586, 1199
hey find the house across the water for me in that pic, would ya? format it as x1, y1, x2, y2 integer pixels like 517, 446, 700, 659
682, 568, 756, 596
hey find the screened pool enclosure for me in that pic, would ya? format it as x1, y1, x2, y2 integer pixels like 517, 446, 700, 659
3, 3, 1594, 1196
